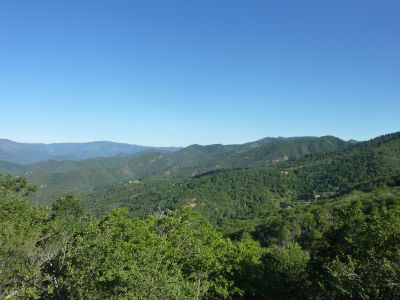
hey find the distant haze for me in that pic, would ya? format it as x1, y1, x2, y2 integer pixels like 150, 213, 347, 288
0, 139, 181, 165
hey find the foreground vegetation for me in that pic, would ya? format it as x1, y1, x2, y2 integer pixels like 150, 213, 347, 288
1, 174, 400, 299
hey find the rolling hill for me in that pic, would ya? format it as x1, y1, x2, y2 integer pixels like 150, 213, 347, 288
2, 132, 400, 299
79, 132, 400, 230
0, 135, 350, 204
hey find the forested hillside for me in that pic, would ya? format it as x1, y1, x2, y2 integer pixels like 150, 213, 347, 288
1, 132, 400, 299
2, 0, 398, 297
0, 136, 350, 202
1, 174, 400, 298
81, 132, 400, 234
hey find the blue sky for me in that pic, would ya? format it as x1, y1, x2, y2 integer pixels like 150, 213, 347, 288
0, 0, 399, 146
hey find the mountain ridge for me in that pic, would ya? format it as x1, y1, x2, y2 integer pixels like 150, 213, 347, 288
0, 139, 182, 164
0, 135, 354, 203
80, 131, 400, 221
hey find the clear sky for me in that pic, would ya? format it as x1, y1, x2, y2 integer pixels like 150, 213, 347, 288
0, 0, 399, 146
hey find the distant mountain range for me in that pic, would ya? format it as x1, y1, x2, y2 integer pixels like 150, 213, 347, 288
0, 136, 354, 198
0, 139, 182, 164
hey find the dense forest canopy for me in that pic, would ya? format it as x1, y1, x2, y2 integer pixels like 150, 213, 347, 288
1, 132, 400, 299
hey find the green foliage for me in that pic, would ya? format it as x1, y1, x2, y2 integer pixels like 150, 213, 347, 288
0, 174, 37, 196
1, 132, 400, 299
0, 178, 263, 299
252, 187, 400, 299
260, 243, 309, 299
78, 132, 400, 239
0, 176, 47, 298
82, 167, 300, 234
283, 132, 400, 199
309, 198, 400, 299
51, 194, 84, 219
3, 178, 400, 299
61, 207, 257, 299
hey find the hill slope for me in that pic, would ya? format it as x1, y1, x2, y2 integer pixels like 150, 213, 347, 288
79, 132, 400, 232
0, 136, 351, 197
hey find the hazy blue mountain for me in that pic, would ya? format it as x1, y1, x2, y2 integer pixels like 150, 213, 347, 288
0, 139, 181, 164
